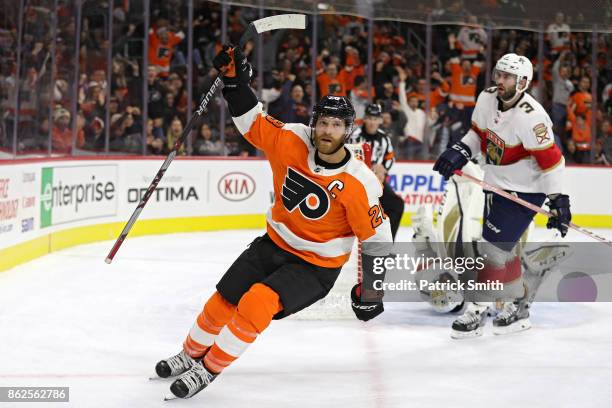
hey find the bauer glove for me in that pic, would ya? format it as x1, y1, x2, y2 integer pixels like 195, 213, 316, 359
546, 194, 571, 237
212, 44, 253, 89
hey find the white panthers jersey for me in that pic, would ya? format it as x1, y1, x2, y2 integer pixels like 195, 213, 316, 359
462, 88, 564, 195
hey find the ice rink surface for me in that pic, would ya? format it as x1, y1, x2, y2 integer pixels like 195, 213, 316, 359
1, 227, 611, 408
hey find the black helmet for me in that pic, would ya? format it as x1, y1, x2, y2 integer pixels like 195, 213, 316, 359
364, 103, 382, 117
310, 95, 356, 140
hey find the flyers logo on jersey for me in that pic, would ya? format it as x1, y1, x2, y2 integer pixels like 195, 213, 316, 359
281, 168, 330, 220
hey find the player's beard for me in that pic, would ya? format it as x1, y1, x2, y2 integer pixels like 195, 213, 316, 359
314, 131, 345, 155
498, 84, 517, 102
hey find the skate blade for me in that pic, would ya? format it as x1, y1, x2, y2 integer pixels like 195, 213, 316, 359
451, 327, 483, 339
493, 318, 531, 335
163, 393, 179, 401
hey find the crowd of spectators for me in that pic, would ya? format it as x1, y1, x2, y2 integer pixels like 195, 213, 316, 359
0, 1, 610, 165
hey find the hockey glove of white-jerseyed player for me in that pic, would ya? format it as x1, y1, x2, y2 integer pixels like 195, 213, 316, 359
433, 141, 472, 180
351, 254, 386, 322
546, 194, 571, 237
212, 45, 253, 89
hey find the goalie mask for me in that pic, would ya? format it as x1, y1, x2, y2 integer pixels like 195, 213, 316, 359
310, 95, 356, 146
493, 53, 533, 103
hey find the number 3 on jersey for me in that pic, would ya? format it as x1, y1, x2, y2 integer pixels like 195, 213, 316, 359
368, 204, 387, 228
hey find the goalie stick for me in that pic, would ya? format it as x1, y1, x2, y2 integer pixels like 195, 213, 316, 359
454, 169, 612, 247
105, 14, 306, 264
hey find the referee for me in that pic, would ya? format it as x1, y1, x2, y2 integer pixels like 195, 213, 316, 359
348, 104, 405, 239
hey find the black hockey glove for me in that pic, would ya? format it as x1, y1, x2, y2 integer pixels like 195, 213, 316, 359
546, 194, 571, 237
351, 283, 384, 322
212, 44, 253, 89
433, 141, 472, 180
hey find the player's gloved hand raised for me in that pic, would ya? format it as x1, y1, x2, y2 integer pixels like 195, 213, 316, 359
351, 283, 384, 322
212, 44, 253, 89
546, 194, 571, 237
433, 141, 472, 180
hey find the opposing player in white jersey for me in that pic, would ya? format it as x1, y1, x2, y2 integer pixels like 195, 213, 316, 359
433, 53, 572, 338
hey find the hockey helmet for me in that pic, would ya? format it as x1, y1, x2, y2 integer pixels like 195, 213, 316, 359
364, 103, 383, 118
493, 53, 533, 97
310, 95, 356, 141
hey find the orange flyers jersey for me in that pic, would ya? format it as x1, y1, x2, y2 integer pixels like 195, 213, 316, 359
232, 104, 392, 268
148, 29, 184, 74
449, 57, 482, 107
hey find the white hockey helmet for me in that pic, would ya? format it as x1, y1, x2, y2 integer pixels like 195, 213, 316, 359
493, 53, 533, 95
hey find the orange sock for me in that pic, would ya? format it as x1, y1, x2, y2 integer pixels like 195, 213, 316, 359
204, 283, 282, 373
183, 291, 236, 358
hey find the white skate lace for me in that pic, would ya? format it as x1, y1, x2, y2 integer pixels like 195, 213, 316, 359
167, 351, 193, 376
456, 310, 480, 324
181, 363, 215, 396
496, 302, 518, 321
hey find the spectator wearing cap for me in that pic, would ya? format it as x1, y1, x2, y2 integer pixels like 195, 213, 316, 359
52, 107, 84, 153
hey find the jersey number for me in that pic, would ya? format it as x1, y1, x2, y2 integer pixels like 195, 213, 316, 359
368, 204, 386, 229
519, 101, 534, 114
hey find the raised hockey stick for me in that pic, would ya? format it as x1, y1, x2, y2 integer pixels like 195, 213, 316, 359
453, 169, 612, 247
105, 14, 306, 264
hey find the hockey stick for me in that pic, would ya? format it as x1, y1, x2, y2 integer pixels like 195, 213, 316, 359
453, 169, 612, 247
105, 14, 306, 264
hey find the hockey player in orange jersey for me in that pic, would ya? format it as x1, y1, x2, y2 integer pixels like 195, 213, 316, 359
155, 45, 392, 400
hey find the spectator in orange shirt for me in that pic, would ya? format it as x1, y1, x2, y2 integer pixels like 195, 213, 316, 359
568, 76, 592, 118
566, 110, 591, 164
339, 46, 365, 92
430, 71, 450, 109
317, 63, 346, 97
148, 27, 185, 78
447, 55, 482, 140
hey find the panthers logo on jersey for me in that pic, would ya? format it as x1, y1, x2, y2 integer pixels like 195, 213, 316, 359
485, 129, 505, 165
